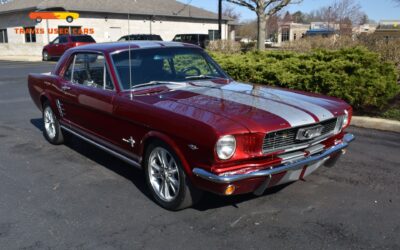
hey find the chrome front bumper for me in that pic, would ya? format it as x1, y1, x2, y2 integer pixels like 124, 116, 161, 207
193, 133, 355, 185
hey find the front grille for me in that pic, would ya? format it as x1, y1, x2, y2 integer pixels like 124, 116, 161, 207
262, 118, 338, 154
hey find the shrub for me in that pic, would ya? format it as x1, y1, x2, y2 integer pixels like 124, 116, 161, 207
207, 40, 241, 54
210, 47, 400, 111
282, 35, 400, 73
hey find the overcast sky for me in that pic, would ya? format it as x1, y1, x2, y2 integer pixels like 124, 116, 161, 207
178, 0, 400, 22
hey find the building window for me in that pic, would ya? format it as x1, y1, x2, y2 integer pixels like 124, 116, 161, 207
0, 29, 8, 43
208, 30, 220, 40
281, 27, 290, 42
58, 26, 82, 35
24, 27, 36, 43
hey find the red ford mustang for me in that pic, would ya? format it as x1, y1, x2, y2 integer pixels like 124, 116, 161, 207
28, 41, 354, 210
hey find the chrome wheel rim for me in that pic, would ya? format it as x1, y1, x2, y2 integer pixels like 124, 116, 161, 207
148, 147, 180, 202
43, 52, 48, 60
44, 107, 56, 139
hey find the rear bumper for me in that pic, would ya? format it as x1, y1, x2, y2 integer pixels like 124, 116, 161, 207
193, 133, 354, 191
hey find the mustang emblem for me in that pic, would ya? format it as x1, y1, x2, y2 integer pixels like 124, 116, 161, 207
122, 136, 136, 148
296, 125, 324, 141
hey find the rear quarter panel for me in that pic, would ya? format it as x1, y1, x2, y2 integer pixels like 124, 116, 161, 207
28, 73, 62, 112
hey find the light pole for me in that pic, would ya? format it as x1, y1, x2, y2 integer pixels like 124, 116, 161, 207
218, 0, 222, 39
328, 6, 332, 30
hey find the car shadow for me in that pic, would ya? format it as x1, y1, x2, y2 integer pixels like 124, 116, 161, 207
30, 118, 293, 211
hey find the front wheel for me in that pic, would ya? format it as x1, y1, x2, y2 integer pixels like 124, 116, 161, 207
144, 142, 202, 210
42, 51, 50, 61
66, 16, 73, 23
43, 102, 64, 145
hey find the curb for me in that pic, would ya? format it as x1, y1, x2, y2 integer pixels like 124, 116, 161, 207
351, 116, 400, 133
0, 56, 42, 62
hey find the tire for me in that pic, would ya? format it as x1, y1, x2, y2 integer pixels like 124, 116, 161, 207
66, 16, 73, 23
42, 102, 64, 145
144, 141, 202, 210
42, 51, 50, 61
36, 18, 42, 23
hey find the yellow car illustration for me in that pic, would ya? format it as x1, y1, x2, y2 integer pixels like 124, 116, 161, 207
29, 11, 80, 23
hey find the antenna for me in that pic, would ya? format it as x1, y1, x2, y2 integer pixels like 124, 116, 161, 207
128, 11, 133, 99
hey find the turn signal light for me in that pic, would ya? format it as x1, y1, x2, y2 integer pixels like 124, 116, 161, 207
225, 185, 236, 195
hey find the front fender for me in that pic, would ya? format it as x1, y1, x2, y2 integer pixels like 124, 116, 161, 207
140, 131, 195, 180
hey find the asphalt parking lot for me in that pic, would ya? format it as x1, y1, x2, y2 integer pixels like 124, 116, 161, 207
0, 60, 399, 250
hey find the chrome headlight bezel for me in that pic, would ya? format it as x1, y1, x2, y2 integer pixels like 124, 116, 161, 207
215, 135, 236, 160
334, 110, 350, 134
342, 110, 349, 129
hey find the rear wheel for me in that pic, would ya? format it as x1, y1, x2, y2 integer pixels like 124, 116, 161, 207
144, 141, 202, 210
43, 102, 64, 145
66, 16, 73, 23
36, 18, 42, 23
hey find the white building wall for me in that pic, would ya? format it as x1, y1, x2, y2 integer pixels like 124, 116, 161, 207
0, 11, 229, 57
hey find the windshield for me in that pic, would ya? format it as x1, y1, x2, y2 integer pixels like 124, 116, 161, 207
71, 36, 96, 43
111, 47, 227, 90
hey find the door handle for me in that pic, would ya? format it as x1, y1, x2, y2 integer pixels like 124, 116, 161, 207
61, 86, 71, 91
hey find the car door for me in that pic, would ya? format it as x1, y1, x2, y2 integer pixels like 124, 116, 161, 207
60, 52, 119, 145
47, 37, 59, 57
56, 35, 69, 56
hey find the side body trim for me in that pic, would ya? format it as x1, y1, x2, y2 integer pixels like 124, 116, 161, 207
60, 125, 142, 169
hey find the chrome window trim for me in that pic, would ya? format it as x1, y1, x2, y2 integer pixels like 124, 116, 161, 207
62, 50, 117, 92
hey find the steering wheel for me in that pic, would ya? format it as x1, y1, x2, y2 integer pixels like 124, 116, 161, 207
181, 66, 201, 76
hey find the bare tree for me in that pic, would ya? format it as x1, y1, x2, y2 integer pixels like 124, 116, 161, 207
223, 4, 242, 22
226, 0, 303, 50
237, 20, 258, 40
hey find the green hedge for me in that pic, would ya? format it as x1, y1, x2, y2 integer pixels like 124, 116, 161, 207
210, 47, 399, 111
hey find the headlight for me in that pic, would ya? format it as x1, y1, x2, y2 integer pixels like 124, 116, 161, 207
342, 110, 349, 128
334, 110, 350, 134
215, 135, 236, 160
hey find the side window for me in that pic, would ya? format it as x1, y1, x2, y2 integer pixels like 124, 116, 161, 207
59, 36, 67, 44
52, 37, 60, 44
64, 53, 115, 90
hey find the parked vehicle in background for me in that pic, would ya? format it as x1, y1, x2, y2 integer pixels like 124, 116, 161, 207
118, 34, 163, 41
28, 41, 354, 210
42, 35, 96, 61
172, 34, 210, 48
265, 39, 273, 47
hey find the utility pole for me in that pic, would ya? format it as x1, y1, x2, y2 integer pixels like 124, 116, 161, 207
218, 0, 222, 39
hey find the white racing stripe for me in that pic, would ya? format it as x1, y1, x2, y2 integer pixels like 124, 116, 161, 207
221, 82, 334, 121
185, 84, 316, 127
264, 88, 334, 121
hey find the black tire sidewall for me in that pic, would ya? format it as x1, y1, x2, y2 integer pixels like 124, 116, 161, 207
144, 141, 189, 210
66, 17, 73, 23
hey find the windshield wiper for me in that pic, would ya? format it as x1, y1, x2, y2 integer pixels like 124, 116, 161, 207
130, 81, 183, 89
185, 75, 225, 80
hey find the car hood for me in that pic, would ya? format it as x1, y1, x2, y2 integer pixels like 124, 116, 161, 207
134, 81, 349, 133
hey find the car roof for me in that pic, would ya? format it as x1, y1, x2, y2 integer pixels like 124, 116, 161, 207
175, 34, 208, 36
124, 34, 161, 36
71, 41, 200, 53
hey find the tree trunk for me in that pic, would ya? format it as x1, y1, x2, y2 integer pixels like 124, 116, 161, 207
257, 13, 266, 50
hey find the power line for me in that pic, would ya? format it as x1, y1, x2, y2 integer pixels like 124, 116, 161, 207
174, 0, 193, 16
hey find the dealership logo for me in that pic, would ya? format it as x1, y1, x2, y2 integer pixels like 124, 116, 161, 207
29, 11, 80, 23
